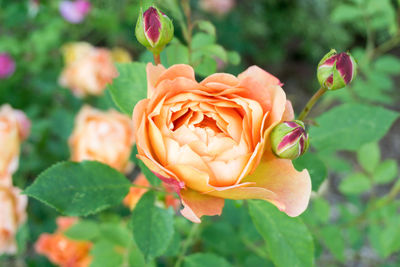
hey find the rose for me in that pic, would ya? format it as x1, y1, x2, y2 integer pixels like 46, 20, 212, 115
0, 104, 31, 183
133, 63, 311, 222
59, 42, 119, 97
35, 217, 92, 267
69, 106, 135, 173
0, 183, 27, 254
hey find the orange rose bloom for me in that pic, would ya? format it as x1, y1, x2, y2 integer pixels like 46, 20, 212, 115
59, 42, 119, 97
35, 217, 92, 267
0, 183, 28, 254
0, 104, 30, 185
69, 106, 135, 173
133, 63, 311, 223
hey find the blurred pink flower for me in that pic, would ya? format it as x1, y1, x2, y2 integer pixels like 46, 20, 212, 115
200, 0, 235, 16
59, 0, 91, 24
0, 53, 15, 79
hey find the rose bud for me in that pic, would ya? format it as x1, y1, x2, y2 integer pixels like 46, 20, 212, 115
317, 49, 357, 90
135, 6, 174, 54
270, 120, 309, 160
0, 53, 16, 79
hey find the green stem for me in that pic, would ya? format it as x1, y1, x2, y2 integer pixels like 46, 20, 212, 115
297, 87, 327, 121
174, 223, 201, 267
153, 53, 161, 65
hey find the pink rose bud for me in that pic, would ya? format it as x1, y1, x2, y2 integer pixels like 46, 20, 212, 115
270, 120, 309, 160
0, 53, 16, 79
135, 6, 174, 54
59, 0, 91, 24
317, 49, 357, 90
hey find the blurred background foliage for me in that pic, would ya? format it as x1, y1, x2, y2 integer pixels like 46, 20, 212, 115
1, 0, 400, 266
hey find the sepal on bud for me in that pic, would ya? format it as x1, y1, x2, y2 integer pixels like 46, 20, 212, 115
270, 120, 309, 160
317, 49, 357, 90
135, 6, 174, 55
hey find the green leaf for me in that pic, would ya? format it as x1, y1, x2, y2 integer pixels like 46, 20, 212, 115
131, 191, 174, 261
194, 57, 217, 77
339, 173, 371, 195
108, 62, 147, 115
196, 20, 216, 36
65, 220, 100, 241
227, 51, 240, 65
248, 200, 314, 267
90, 240, 124, 267
99, 223, 132, 247
331, 4, 364, 23
310, 104, 399, 151
374, 55, 400, 75
357, 142, 381, 173
293, 153, 327, 191
192, 33, 215, 49
320, 226, 345, 262
183, 253, 232, 267
24, 161, 131, 216
165, 41, 189, 66
373, 160, 398, 184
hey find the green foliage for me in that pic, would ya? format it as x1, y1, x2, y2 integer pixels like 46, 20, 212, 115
357, 142, 381, 174
339, 172, 372, 195
310, 103, 399, 151
108, 62, 147, 115
131, 191, 174, 261
183, 253, 232, 267
65, 220, 100, 241
24, 161, 131, 216
248, 200, 315, 267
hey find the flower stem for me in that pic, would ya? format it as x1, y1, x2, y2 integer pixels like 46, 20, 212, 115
174, 223, 201, 267
297, 87, 327, 121
153, 53, 161, 65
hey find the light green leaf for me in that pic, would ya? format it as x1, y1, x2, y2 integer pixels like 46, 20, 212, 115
310, 104, 399, 151
99, 223, 131, 247
331, 4, 364, 23
131, 191, 174, 261
108, 62, 147, 115
183, 253, 232, 267
227, 51, 241, 65
192, 33, 215, 49
293, 153, 327, 191
65, 220, 100, 241
357, 142, 381, 173
373, 160, 398, 184
194, 57, 217, 77
248, 200, 314, 267
90, 240, 123, 267
374, 55, 400, 75
339, 173, 371, 195
165, 41, 189, 66
320, 226, 345, 262
24, 161, 131, 216
196, 20, 216, 36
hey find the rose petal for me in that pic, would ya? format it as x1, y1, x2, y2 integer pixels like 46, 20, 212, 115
180, 189, 225, 223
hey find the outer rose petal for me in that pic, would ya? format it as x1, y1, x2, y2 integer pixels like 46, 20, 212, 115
244, 153, 311, 217
282, 100, 295, 121
180, 189, 225, 223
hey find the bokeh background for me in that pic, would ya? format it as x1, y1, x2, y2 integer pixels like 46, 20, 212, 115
1, 0, 400, 266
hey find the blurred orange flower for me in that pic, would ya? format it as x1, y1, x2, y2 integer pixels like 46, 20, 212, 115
0, 104, 30, 184
69, 106, 135, 173
0, 183, 27, 254
35, 217, 92, 267
132, 63, 311, 222
59, 42, 131, 97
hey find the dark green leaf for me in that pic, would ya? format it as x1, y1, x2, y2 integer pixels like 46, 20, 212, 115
24, 161, 131, 216
131, 191, 174, 261
108, 62, 147, 115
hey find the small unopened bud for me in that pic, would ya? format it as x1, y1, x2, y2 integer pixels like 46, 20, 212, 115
135, 6, 174, 54
270, 120, 309, 160
317, 49, 357, 90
